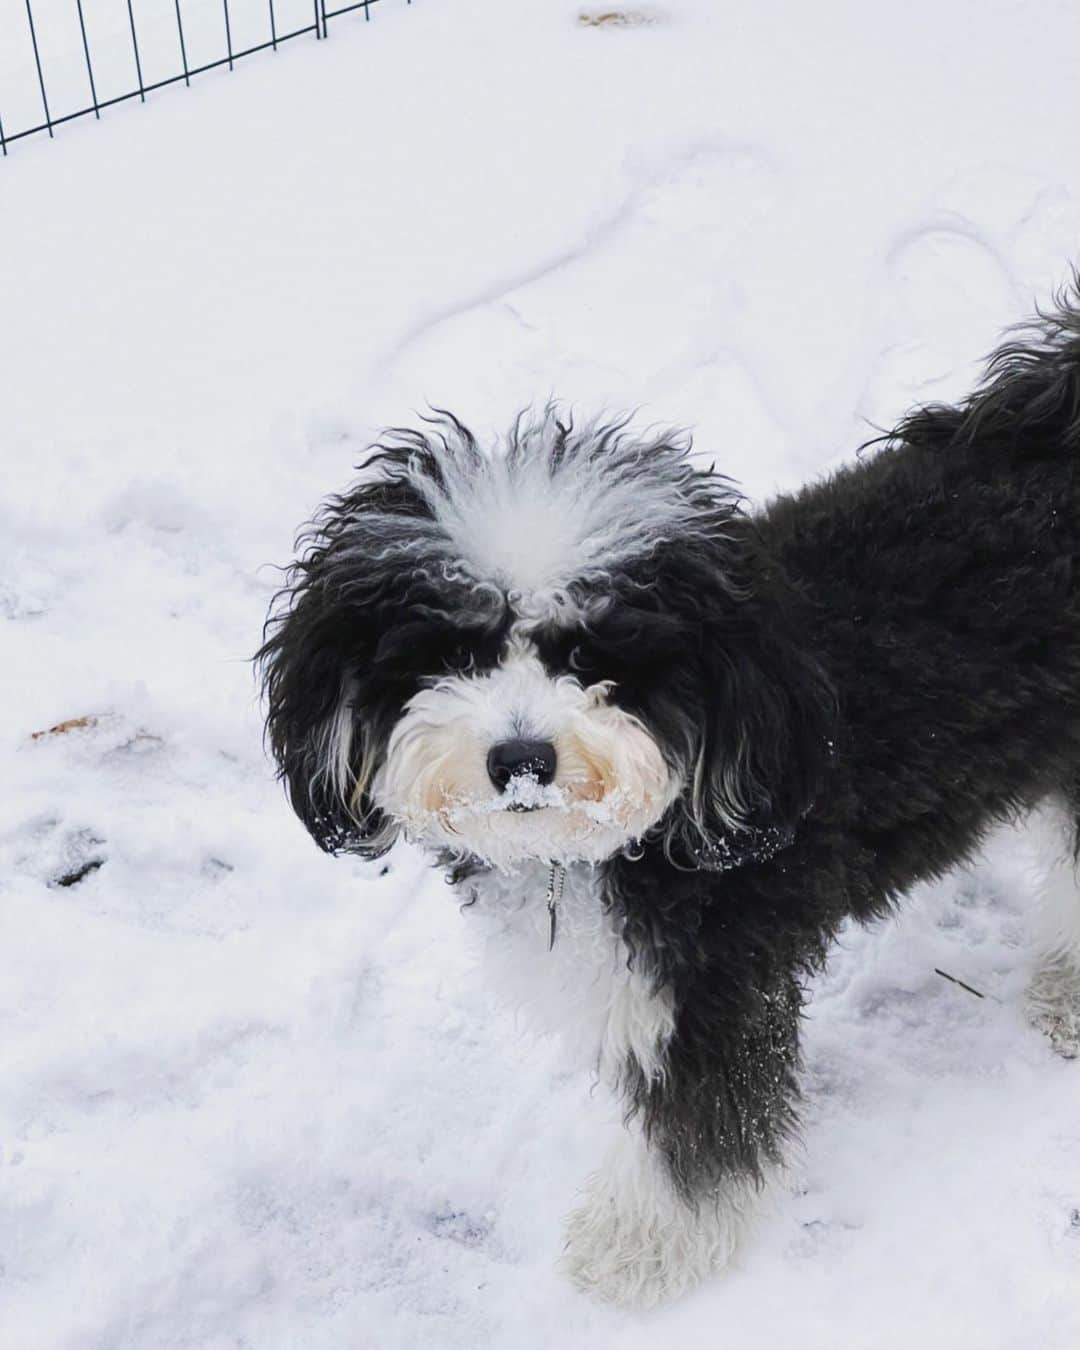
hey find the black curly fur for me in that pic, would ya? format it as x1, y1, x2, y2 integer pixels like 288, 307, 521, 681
607, 285, 1080, 1197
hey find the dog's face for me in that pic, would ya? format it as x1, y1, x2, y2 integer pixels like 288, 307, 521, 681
373, 635, 679, 867
259, 412, 833, 871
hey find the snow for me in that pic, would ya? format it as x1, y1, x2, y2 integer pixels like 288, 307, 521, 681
4, 0, 1080, 1344
480, 775, 566, 812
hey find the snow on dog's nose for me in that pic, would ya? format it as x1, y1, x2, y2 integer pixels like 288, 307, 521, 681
487, 739, 558, 791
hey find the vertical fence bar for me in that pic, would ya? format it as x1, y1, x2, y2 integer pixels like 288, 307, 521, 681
0, 110, 7, 157
320, 0, 327, 39
24, 0, 53, 137
174, 0, 191, 85
126, 0, 146, 102
364, 0, 370, 21
312, 0, 321, 39
223, 0, 234, 70
75, 0, 101, 119
268, 0, 278, 50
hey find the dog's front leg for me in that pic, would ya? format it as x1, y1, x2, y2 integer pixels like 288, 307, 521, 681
562, 971, 801, 1307
562, 1117, 759, 1309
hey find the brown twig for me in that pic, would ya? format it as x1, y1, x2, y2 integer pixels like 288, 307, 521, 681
30, 715, 98, 740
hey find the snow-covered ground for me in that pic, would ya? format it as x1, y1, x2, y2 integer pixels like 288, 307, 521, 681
4, 1, 1080, 1345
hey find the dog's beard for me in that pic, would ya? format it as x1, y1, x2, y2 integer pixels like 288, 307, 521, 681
371, 657, 679, 869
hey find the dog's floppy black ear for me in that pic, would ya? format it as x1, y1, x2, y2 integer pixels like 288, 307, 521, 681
257, 538, 398, 859
257, 420, 480, 858
662, 530, 836, 869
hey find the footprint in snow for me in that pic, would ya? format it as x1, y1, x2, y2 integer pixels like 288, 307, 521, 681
429, 1209, 494, 1248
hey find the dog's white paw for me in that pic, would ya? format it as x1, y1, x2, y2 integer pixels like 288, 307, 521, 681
560, 1136, 749, 1308
1027, 956, 1080, 1059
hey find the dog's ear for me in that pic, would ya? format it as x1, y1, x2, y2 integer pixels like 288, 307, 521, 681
257, 420, 479, 857
662, 531, 836, 868
258, 575, 396, 856
257, 475, 411, 858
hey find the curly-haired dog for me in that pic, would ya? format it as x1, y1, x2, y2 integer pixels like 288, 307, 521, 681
259, 289, 1080, 1306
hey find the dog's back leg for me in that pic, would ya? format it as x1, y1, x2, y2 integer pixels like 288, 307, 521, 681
1026, 793, 1080, 1057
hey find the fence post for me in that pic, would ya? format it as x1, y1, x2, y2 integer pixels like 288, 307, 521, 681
320, 0, 327, 39
223, 0, 234, 70
0, 110, 7, 157
268, 0, 278, 50
24, 0, 53, 137
75, 0, 101, 119
174, 0, 191, 85
126, 0, 146, 102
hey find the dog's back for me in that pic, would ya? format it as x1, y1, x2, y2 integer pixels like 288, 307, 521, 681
759, 284, 1080, 896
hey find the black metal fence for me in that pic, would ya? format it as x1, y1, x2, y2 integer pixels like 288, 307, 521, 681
1, 0, 409, 155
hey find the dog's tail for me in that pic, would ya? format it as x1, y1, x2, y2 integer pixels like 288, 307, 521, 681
890, 272, 1080, 460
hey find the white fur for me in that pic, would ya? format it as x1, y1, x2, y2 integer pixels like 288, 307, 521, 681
561, 1123, 760, 1308
1026, 798, 1080, 1057
406, 415, 699, 614
375, 642, 679, 867
465, 860, 674, 1083
464, 860, 752, 1307
315, 678, 359, 806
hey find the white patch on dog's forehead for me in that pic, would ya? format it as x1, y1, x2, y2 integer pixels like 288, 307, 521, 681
413, 427, 693, 598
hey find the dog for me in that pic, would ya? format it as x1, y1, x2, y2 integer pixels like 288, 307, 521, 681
258, 286, 1080, 1307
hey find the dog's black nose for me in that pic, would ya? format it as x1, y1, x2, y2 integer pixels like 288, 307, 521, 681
487, 739, 557, 791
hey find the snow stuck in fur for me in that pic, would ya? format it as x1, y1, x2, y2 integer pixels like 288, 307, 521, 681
483, 774, 567, 811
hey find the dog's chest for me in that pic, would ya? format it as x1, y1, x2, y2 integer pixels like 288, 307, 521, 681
458, 862, 673, 1082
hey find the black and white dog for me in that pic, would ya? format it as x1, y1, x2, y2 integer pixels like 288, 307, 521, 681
259, 289, 1080, 1306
